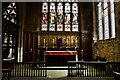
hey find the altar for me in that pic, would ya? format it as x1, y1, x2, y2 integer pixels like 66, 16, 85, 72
44, 51, 78, 65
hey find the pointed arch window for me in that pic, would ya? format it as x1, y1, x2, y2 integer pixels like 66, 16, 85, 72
3, 2, 17, 24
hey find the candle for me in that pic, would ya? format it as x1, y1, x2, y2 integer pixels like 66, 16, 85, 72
76, 37, 77, 43
44, 39, 45, 44
53, 39, 54, 43
67, 39, 68, 44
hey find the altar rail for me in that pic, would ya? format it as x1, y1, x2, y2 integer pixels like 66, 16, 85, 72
2, 62, 47, 78
68, 61, 120, 77
2, 61, 120, 78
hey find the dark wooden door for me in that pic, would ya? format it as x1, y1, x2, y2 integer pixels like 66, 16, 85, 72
23, 33, 38, 62
82, 31, 92, 61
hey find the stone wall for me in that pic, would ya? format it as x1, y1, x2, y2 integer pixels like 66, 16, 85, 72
93, 2, 120, 62
94, 39, 119, 61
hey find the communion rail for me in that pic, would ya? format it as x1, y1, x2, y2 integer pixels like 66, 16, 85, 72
2, 61, 120, 78
68, 61, 120, 77
2, 62, 47, 78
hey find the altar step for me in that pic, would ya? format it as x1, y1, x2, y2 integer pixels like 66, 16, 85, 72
9, 77, 114, 80
47, 66, 68, 78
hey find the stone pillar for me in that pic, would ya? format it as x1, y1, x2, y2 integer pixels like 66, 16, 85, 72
92, 2, 98, 59
38, 3, 41, 48
92, 2, 97, 43
18, 3, 26, 62
80, 3, 86, 30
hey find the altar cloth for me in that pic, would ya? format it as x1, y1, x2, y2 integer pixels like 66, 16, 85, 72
44, 51, 78, 55
44, 51, 78, 61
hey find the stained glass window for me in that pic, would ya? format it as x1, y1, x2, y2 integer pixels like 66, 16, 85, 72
42, 3, 48, 31
41, 2, 78, 32
49, 3, 56, 31
3, 2, 17, 24
65, 3, 71, 31
72, 3, 78, 31
57, 3, 63, 31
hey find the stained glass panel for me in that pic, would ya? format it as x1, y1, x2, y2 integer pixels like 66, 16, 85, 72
72, 13, 78, 25
64, 14, 70, 24
57, 13, 63, 24
72, 25, 78, 31
72, 3, 78, 31
42, 25, 47, 31
49, 24, 55, 31
57, 25, 63, 31
72, 3, 78, 13
49, 13, 56, 24
50, 3, 55, 13
65, 3, 71, 31
3, 2, 17, 24
57, 3, 63, 13
57, 14, 63, 31
65, 25, 71, 31
65, 3, 71, 13
57, 3, 63, 31
42, 13, 48, 24
49, 3, 56, 31
42, 3, 48, 31
42, 3, 48, 13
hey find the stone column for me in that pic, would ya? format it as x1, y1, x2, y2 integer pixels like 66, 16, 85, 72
80, 3, 86, 30
18, 3, 26, 62
38, 3, 41, 48
92, 2, 97, 43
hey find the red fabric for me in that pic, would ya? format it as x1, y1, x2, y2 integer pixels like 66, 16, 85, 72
44, 51, 78, 55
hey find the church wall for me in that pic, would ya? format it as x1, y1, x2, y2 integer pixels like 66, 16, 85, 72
23, 2, 81, 49
93, 2, 120, 62
24, 2, 40, 31
20, 2, 94, 62
95, 39, 119, 61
